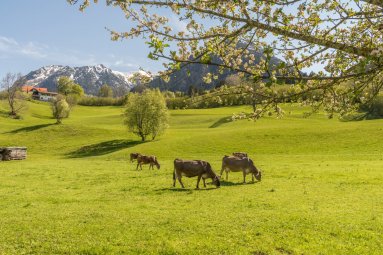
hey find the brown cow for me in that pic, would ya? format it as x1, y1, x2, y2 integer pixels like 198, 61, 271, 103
173, 159, 220, 189
130, 153, 141, 162
221, 156, 261, 183
136, 155, 160, 170
232, 152, 248, 159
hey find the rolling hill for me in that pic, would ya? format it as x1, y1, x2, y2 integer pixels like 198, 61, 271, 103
0, 101, 382, 254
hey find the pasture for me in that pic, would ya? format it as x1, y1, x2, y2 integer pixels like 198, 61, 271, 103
0, 101, 382, 254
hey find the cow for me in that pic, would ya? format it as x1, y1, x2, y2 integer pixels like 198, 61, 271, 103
130, 153, 141, 162
220, 155, 261, 183
232, 152, 248, 159
173, 159, 221, 189
136, 155, 160, 170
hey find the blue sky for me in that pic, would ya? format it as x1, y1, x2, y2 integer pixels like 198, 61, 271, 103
0, 1, 326, 80
0, 0, 166, 78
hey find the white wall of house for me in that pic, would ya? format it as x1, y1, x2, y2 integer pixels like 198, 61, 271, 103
39, 95, 55, 101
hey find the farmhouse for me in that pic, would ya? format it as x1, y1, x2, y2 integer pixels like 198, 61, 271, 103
31, 89, 58, 101
22, 86, 58, 101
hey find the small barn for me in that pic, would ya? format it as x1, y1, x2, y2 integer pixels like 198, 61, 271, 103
0, 147, 27, 161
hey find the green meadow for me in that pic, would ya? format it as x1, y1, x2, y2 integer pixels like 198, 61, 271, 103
0, 100, 382, 255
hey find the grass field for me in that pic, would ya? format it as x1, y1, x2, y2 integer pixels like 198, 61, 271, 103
0, 100, 383, 255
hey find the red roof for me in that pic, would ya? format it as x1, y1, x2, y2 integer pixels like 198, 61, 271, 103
22, 86, 48, 93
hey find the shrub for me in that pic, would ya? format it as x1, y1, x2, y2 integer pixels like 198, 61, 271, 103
51, 95, 70, 124
166, 97, 189, 109
0, 91, 7, 100
78, 96, 126, 106
359, 95, 383, 119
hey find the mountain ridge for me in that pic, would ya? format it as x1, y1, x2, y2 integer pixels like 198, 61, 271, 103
147, 47, 287, 93
22, 64, 138, 97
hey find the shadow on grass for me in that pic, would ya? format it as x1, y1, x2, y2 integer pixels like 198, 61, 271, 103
340, 113, 368, 122
31, 113, 53, 120
0, 109, 9, 118
6, 123, 54, 134
341, 112, 383, 122
209, 116, 232, 128
220, 180, 260, 187
67, 139, 142, 158
155, 187, 218, 193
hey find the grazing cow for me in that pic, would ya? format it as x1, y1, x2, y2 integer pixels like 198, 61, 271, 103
221, 156, 261, 183
130, 153, 141, 162
173, 159, 220, 189
232, 152, 248, 159
136, 155, 160, 170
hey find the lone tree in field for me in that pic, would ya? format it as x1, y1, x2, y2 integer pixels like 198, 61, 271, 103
57, 76, 84, 108
51, 94, 70, 124
124, 89, 169, 141
98, 84, 113, 98
57, 76, 84, 96
70, 0, 383, 118
0, 73, 27, 118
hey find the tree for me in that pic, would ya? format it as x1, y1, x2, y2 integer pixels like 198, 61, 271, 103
51, 95, 70, 124
69, 0, 383, 118
187, 85, 197, 98
57, 76, 84, 97
0, 73, 27, 118
124, 89, 169, 141
57, 76, 84, 108
98, 84, 113, 97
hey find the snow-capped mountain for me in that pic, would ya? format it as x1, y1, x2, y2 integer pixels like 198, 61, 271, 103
22, 65, 143, 96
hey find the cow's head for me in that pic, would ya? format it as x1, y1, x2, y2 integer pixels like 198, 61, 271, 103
255, 169, 262, 181
250, 164, 262, 181
212, 175, 221, 187
130, 153, 140, 162
155, 161, 161, 170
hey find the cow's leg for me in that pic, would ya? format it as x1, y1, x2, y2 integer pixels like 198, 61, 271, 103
220, 165, 225, 178
149, 163, 152, 170
203, 178, 206, 188
252, 173, 255, 182
140, 163, 143, 170
196, 175, 202, 189
136, 162, 139, 170
243, 171, 247, 184
173, 171, 176, 187
177, 176, 185, 188
226, 170, 229, 181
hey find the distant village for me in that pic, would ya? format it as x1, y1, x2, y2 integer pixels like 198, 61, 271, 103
22, 85, 58, 101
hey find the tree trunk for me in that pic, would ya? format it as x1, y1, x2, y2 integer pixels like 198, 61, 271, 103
252, 100, 256, 113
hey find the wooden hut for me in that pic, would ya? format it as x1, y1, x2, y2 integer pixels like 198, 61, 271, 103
0, 147, 27, 161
